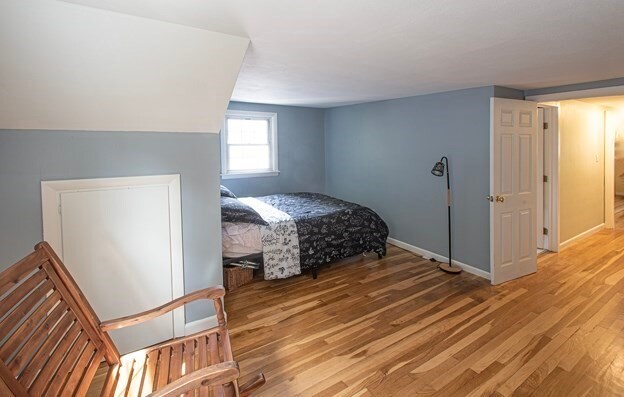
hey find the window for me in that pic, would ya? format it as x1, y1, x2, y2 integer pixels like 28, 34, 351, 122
220, 110, 279, 179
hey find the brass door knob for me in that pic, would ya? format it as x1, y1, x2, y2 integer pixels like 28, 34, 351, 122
496, 196, 505, 203
486, 195, 494, 202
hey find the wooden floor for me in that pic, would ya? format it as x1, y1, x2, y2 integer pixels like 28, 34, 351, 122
89, 230, 624, 396
227, 232, 624, 396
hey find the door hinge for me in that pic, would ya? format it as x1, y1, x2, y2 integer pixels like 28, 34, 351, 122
543, 122, 549, 130
543, 227, 549, 235
543, 175, 548, 183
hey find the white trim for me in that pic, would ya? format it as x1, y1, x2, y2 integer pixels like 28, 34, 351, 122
537, 108, 545, 249
532, 102, 614, 251
184, 312, 227, 335
560, 223, 605, 249
539, 104, 560, 252
221, 171, 280, 180
525, 85, 624, 103
386, 237, 491, 280
527, 103, 560, 252
220, 109, 279, 179
41, 174, 186, 338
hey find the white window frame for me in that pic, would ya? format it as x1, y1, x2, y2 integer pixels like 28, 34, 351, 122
220, 109, 279, 179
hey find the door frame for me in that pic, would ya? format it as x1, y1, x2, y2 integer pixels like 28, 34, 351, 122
41, 174, 186, 338
536, 105, 560, 252
528, 86, 621, 248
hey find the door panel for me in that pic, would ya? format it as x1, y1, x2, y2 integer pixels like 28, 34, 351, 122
60, 185, 175, 354
491, 98, 538, 285
500, 134, 514, 195
500, 212, 514, 266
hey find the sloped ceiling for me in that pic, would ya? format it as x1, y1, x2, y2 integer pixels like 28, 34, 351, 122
0, 0, 249, 133
62, 0, 624, 107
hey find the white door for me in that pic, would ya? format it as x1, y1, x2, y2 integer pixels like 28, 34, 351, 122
42, 175, 185, 355
490, 98, 538, 285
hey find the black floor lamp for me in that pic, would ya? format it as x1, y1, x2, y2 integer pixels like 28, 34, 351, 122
431, 156, 462, 274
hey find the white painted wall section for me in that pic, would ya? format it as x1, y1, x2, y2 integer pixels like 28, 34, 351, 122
0, 0, 249, 133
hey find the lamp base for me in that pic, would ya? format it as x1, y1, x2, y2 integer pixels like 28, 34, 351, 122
438, 262, 462, 274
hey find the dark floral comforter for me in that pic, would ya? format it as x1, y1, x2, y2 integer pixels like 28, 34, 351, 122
253, 193, 389, 271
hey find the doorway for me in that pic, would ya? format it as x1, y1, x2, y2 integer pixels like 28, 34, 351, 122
490, 88, 624, 285
536, 105, 558, 253
532, 95, 624, 250
41, 174, 186, 354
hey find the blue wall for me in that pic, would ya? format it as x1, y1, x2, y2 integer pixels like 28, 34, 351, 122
324, 86, 522, 272
0, 130, 222, 322
221, 102, 326, 197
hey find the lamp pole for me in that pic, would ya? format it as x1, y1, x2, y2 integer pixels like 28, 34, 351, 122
432, 156, 460, 274
441, 156, 452, 269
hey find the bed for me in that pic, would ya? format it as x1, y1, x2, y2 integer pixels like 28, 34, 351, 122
220, 187, 389, 280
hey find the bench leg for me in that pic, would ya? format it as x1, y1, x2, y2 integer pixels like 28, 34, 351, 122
224, 382, 237, 397
312, 268, 318, 279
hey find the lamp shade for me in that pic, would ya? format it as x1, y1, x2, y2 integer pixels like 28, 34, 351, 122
431, 161, 445, 177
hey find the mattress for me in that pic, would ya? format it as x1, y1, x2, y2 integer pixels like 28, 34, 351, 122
221, 222, 262, 258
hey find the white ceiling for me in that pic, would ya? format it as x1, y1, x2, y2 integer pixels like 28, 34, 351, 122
580, 96, 624, 110
63, 0, 624, 108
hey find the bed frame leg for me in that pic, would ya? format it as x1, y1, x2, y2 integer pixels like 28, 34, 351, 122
312, 268, 318, 279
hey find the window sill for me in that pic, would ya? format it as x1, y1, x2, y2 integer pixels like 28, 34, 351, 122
221, 171, 280, 180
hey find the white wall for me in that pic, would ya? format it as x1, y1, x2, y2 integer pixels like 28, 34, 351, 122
559, 100, 606, 242
0, 0, 249, 133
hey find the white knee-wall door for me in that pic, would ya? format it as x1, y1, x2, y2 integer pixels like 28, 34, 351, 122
490, 98, 538, 285
41, 175, 185, 355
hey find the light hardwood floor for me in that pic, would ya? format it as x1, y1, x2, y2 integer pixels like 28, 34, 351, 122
88, 230, 624, 396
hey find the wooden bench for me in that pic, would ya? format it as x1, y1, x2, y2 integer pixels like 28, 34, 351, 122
0, 242, 265, 396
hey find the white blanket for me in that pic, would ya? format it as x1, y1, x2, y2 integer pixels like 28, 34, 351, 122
239, 198, 301, 279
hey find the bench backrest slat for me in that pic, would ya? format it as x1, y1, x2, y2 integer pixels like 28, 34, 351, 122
0, 242, 120, 396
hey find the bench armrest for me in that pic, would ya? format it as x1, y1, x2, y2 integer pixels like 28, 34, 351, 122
100, 286, 226, 332
146, 361, 239, 397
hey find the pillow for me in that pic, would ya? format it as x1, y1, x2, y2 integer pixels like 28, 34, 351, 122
221, 197, 267, 225
220, 185, 237, 198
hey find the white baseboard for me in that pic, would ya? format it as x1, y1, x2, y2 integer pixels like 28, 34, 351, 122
387, 237, 490, 280
559, 223, 605, 249
185, 313, 224, 335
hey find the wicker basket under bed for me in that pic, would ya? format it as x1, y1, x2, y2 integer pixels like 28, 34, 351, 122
223, 265, 254, 291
